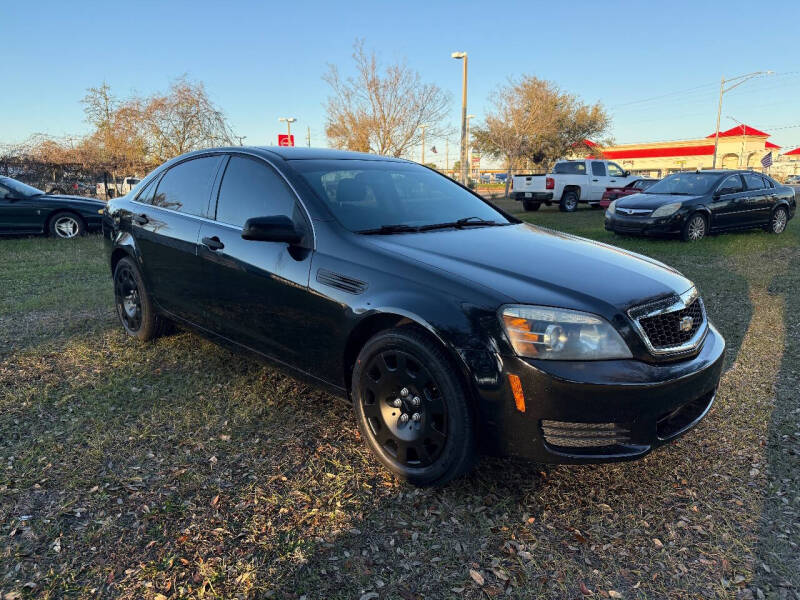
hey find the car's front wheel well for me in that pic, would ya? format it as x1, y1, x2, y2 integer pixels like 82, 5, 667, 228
110, 248, 132, 276
343, 313, 413, 395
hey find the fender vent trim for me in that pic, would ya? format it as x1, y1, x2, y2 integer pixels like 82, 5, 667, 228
316, 269, 368, 294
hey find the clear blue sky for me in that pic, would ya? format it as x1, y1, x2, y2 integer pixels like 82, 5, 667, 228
3, 0, 800, 165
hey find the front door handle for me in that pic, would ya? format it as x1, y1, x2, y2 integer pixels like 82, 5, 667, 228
202, 236, 224, 251
592, 178, 599, 182
132, 213, 149, 225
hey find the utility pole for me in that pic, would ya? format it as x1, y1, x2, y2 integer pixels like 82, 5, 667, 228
306, 126, 311, 147
236, 135, 247, 146
420, 124, 428, 164
712, 71, 773, 168
445, 139, 449, 172
452, 51, 468, 184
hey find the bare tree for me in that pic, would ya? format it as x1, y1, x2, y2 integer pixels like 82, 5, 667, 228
472, 76, 610, 196
140, 77, 237, 163
324, 40, 451, 158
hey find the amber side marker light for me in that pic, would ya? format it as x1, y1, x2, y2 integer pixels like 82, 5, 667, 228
508, 374, 525, 413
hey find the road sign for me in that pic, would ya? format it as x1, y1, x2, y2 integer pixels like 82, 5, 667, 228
278, 134, 295, 147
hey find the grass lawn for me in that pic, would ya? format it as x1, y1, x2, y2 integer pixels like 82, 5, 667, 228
1, 205, 798, 599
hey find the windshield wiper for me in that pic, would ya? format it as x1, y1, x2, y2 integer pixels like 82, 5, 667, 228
418, 216, 507, 231
357, 223, 420, 235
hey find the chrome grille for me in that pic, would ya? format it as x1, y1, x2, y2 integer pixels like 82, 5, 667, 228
628, 287, 707, 355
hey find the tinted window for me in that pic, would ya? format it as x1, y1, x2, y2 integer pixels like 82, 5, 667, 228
592, 161, 607, 176
152, 156, 222, 216
607, 162, 625, 177
0, 184, 9, 200
638, 180, 657, 190
215, 156, 299, 227
645, 173, 722, 195
135, 176, 159, 204
292, 159, 510, 232
718, 174, 743, 194
762, 176, 775, 188
553, 162, 586, 175
743, 172, 765, 190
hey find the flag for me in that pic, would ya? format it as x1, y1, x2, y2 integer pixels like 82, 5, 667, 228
430, 145, 438, 154
761, 152, 773, 168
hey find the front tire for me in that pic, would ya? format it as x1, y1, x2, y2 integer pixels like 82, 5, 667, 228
352, 327, 476, 486
522, 200, 541, 211
559, 190, 579, 212
681, 213, 707, 242
767, 206, 788, 234
113, 257, 169, 341
48, 212, 84, 239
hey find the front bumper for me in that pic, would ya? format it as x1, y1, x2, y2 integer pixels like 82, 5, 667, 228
604, 211, 688, 236
511, 191, 553, 202
472, 323, 725, 463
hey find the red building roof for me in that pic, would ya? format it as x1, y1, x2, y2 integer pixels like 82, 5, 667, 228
603, 144, 715, 160
785, 148, 800, 156
706, 125, 770, 138
765, 141, 781, 149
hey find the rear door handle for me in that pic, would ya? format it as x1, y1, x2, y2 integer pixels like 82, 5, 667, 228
592, 178, 599, 182
132, 213, 149, 225
202, 236, 224, 251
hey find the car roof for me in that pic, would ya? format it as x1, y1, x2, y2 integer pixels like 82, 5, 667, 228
177, 146, 410, 163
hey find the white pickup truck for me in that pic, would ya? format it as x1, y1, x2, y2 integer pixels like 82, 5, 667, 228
96, 176, 141, 199
510, 159, 637, 212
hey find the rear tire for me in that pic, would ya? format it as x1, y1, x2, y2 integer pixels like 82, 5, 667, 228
113, 257, 170, 341
522, 200, 541, 211
766, 206, 788, 234
681, 212, 707, 242
559, 190, 579, 212
352, 327, 476, 487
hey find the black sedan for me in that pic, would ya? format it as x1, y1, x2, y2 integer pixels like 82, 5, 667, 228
0, 176, 106, 238
605, 170, 795, 241
104, 147, 725, 486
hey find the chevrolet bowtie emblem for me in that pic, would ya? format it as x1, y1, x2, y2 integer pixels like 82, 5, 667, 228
679, 315, 694, 333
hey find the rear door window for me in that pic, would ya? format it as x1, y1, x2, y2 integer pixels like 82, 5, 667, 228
553, 162, 586, 175
743, 172, 765, 190
215, 155, 301, 227
591, 161, 607, 176
152, 156, 223, 217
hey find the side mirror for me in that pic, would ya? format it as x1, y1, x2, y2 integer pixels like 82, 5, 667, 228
624, 170, 631, 177
242, 215, 303, 245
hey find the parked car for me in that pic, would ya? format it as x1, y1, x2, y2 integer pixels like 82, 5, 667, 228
104, 147, 725, 486
786, 175, 800, 185
605, 170, 795, 241
511, 159, 638, 212
0, 176, 106, 238
599, 178, 659, 208
45, 181, 96, 197
97, 176, 141, 199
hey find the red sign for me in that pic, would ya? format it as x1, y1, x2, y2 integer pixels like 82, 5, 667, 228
278, 134, 295, 147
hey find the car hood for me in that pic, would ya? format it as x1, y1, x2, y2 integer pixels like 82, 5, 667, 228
42, 194, 106, 206
364, 223, 692, 314
617, 192, 702, 208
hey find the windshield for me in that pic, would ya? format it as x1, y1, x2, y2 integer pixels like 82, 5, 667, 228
0, 177, 44, 197
291, 159, 511, 232
644, 172, 722, 196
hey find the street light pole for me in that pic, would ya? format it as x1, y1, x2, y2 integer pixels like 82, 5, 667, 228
466, 114, 475, 178
452, 51, 468, 184
711, 71, 773, 168
279, 117, 297, 142
420, 124, 428, 164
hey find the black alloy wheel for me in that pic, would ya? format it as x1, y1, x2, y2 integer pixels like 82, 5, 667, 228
352, 328, 476, 486
113, 257, 170, 341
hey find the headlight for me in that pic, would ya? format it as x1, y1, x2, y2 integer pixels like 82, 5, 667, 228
651, 202, 682, 218
606, 200, 616, 215
500, 305, 632, 360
